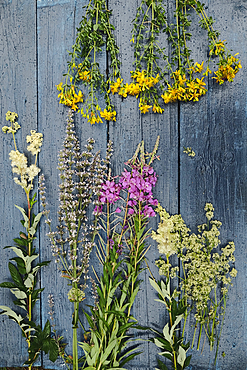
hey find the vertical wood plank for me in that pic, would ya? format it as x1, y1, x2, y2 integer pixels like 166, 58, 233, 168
0, 0, 38, 365
108, 0, 178, 368
179, 0, 247, 368
37, 0, 107, 367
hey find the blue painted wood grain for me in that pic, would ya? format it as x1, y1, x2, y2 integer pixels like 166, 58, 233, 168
0, 0, 246, 368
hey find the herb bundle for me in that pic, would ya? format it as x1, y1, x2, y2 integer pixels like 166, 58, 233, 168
101, 0, 242, 115
57, 0, 121, 124
0, 112, 58, 367
151, 203, 237, 368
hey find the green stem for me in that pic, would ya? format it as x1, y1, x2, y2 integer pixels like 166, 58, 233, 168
197, 323, 203, 350
73, 300, 79, 370
176, 0, 181, 69
191, 322, 198, 349
214, 295, 226, 365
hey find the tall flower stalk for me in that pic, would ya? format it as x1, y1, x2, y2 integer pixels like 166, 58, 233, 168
0, 112, 58, 367
79, 138, 159, 369
151, 203, 237, 368
42, 110, 111, 370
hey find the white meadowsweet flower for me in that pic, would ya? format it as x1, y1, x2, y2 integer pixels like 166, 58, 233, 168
26, 130, 43, 155
26, 164, 41, 181
9, 150, 28, 174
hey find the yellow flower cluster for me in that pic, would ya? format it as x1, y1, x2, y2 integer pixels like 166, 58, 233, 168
77, 64, 91, 82
213, 54, 242, 85
110, 71, 160, 97
100, 109, 116, 121
131, 70, 160, 90
110, 71, 163, 114
57, 82, 83, 111
87, 112, 102, 125
209, 39, 226, 56
161, 68, 207, 104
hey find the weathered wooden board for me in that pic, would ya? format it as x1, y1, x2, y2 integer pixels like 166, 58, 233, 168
0, 0, 246, 369
0, 0, 40, 366
179, 0, 247, 369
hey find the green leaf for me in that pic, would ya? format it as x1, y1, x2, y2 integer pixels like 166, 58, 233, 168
8, 262, 24, 289
129, 285, 140, 306
13, 237, 28, 247
8, 246, 26, 260
120, 351, 142, 367
43, 320, 51, 337
15, 205, 29, 229
24, 273, 34, 288
170, 314, 184, 339
29, 211, 43, 236
154, 338, 165, 349
25, 254, 39, 274
162, 323, 172, 344
177, 346, 186, 367
184, 354, 192, 367
0, 282, 17, 288
100, 338, 118, 363
10, 288, 27, 300
10, 257, 26, 275
149, 278, 169, 301
157, 358, 169, 370
0, 305, 24, 324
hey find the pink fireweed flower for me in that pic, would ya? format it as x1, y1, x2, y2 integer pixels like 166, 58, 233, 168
99, 179, 121, 204
120, 163, 158, 217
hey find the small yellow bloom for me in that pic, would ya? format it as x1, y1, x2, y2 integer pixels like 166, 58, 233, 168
194, 61, 204, 73
152, 104, 164, 114
139, 101, 152, 114
100, 109, 117, 121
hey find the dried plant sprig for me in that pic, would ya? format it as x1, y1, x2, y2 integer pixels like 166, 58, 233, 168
57, 0, 121, 124
0, 112, 58, 367
152, 202, 237, 366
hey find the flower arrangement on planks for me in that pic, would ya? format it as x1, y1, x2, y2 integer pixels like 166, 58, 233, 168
57, 0, 241, 122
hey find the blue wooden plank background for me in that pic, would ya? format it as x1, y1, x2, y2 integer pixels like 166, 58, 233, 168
0, 0, 246, 369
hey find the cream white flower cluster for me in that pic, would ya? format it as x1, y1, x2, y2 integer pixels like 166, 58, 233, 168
26, 130, 43, 155
153, 203, 237, 324
2, 111, 20, 134
3, 112, 43, 193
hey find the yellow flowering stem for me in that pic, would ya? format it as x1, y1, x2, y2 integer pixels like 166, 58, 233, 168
176, 0, 181, 69
181, 5, 191, 70
135, 2, 152, 66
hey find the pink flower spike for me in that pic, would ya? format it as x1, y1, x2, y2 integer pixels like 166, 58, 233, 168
115, 207, 122, 213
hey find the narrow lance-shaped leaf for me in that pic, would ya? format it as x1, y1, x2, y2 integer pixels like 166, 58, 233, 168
15, 205, 29, 229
